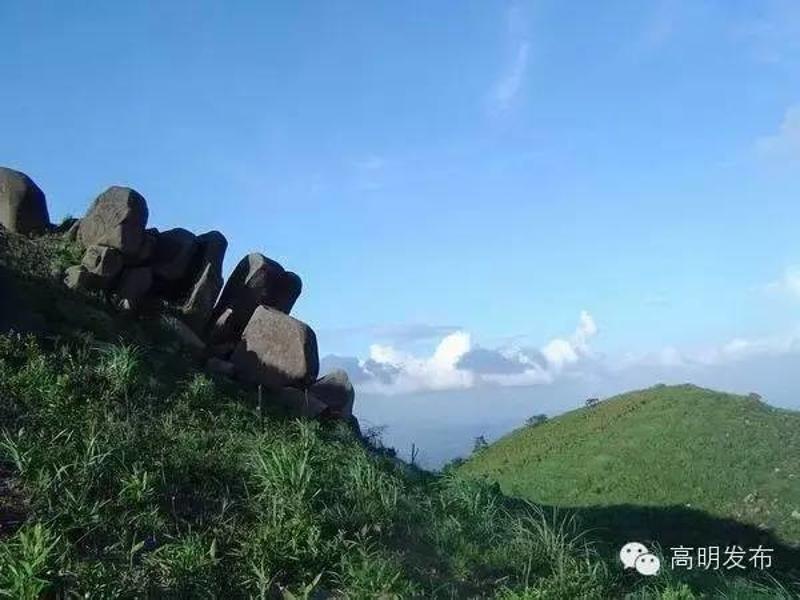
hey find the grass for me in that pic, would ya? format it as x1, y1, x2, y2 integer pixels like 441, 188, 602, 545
459, 385, 800, 588
0, 229, 798, 597
459, 385, 800, 542
0, 332, 629, 598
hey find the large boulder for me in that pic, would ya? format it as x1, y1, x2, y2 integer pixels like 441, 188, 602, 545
81, 245, 124, 285
62, 219, 81, 242
114, 266, 153, 311
206, 357, 235, 378
271, 386, 327, 419
53, 217, 78, 235
152, 227, 198, 286
130, 227, 158, 265
78, 186, 149, 257
269, 271, 302, 314
64, 265, 103, 291
179, 230, 227, 331
209, 253, 286, 343
160, 314, 206, 354
231, 305, 319, 389
209, 308, 237, 346
0, 167, 50, 235
311, 370, 355, 419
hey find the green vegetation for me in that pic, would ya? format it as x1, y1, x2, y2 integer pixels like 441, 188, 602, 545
0, 333, 618, 598
0, 230, 798, 597
461, 386, 800, 587
461, 386, 800, 542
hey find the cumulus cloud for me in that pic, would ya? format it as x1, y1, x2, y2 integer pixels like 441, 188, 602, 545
756, 105, 800, 162
323, 311, 599, 395
457, 347, 530, 375
324, 302, 800, 396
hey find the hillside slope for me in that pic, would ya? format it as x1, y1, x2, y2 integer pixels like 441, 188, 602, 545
1, 228, 798, 597
460, 385, 800, 546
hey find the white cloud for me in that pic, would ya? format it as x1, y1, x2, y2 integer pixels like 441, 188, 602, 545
756, 105, 800, 162
487, 3, 531, 115
331, 311, 599, 395
363, 331, 475, 395
710, 332, 800, 363
541, 338, 578, 370
620, 329, 800, 371
325, 303, 800, 398
489, 42, 530, 114
541, 310, 597, 370
764, 265, 800, 299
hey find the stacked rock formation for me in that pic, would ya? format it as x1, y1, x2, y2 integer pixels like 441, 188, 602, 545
0, 167, 355, 422
0, 167, 51, 235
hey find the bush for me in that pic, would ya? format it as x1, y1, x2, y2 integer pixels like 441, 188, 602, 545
526, 414, 548, 427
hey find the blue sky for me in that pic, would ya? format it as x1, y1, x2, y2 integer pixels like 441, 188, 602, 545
3, 1, 800, 462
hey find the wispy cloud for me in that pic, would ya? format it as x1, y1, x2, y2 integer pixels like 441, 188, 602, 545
619, 329, 800, 371
488, 43, 530, 114
764, 265, 800, 299
487, 2, 531, 116
756, 105, 800, 163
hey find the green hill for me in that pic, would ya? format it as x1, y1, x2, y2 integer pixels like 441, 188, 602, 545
460, 385, 800, 556
1, 228, 798, 598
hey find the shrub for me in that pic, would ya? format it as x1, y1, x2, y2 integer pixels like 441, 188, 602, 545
526, 414, 548, 427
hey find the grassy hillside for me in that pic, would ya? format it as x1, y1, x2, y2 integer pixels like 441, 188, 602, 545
461, 385, 800, 561
0, 229, 798, 598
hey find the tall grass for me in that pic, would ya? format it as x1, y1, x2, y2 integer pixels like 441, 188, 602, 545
0, 333, 796, 598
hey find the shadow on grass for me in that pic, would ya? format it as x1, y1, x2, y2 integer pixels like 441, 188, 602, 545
528, 500, 800, 580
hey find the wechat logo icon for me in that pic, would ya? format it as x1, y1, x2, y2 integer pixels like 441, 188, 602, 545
620, 542, 661, 576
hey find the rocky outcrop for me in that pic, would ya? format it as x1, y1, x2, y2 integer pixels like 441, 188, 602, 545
81, 245, 124, 284
179, 231, 227, 331
311, 370, 355, 419
0, 163, 356, 422
209, 253, 285, 343
160, 314, 206, 353
206, 357, 235, 377
271, 271, 303, 314
64, 265, 102, 291
272, 387, 328, 419
152, 228, 198, 286
115, 267, 153, 311
231, 306, 319, 389
133, 228, 158, 264
78, 186, 149, 257
62, 219, 81, 242
0, 167, 50, 235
